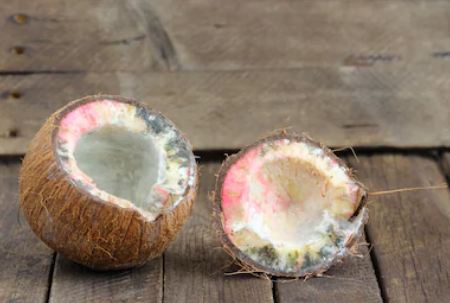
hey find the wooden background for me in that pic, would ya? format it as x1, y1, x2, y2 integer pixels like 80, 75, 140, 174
0, 1, 449, 302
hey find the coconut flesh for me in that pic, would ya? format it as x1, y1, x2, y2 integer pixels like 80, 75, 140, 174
218, 136, 367, 276
55, 99, 196, 221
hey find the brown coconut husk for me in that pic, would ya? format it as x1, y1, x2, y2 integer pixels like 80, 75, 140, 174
19, 95, 198, 270
213, 132, 368, 278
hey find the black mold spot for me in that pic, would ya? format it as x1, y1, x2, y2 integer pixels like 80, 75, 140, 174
335, 234, 344, 247
135, 107, 167, 134
287, 250, 300, 267
248, 245, 279, 268
301, 252, 318, 272
149, 117, 166, 134
135, 107, 151, 121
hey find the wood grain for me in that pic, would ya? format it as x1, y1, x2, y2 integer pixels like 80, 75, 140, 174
349, 154, 450, 302
150, 0, 450, 70
0, 0, 176, 72
0, 67, 449, 155
0, 160, 54, 303
163, 162, 273, 303
2, 0, 449, 72
49, 255, 162, 303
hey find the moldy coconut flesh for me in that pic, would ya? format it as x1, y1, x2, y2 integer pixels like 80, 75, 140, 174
20, 95, 197, 270
214, 134, 367, 277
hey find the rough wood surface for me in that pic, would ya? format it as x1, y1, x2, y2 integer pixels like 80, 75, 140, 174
0, 160, 54, 303
2, 0, 449, 72
150, 0, 450, 70
350, 154, 450, 302
49, 255, 162, 303
1, 0, 177, 72
0, 68, 449, 154
163, 162, 273, 303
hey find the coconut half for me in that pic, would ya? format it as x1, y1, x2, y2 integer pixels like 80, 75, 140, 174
20, 95, 197, 270
214, 134, 367, 277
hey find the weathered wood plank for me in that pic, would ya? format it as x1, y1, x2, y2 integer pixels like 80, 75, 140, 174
2, 0, 449, 72
163, 162, 273, 303
150, 0, 450, 70
349, 155, 450, 302
0, 0, 176, 72
49, 255, 162, 303
0, 68, 449, 154
275, 241, 382, 303
0, 160, 54, 303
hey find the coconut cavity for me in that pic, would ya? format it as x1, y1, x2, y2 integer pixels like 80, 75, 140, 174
219, 137, 367, 276
55, 99, 196, 220
73, 125, 160, 210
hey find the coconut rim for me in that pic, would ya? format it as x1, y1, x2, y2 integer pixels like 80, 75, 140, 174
50, 95, 198, 223
213, 132, 368, 277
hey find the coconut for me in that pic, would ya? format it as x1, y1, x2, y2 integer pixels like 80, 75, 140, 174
214, 133, 367, 277
19, 95, 197, 270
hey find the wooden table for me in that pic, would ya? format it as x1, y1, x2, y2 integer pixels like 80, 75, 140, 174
1, 1, 449, 302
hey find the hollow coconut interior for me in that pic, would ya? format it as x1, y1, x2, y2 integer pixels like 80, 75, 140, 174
55, 99, 196, 220
220, 138, 367, 275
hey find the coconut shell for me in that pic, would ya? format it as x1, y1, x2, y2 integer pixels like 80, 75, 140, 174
213, 132, 368, 277
19, 95, 197, 270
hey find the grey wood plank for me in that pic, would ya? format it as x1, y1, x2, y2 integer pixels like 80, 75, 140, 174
149, 0, 450, 70
2, 0, 449, 72
0, 0, 176, 72
0, 67, 449, 154
163, 162, 273, 303
49, 254, 162, 303
0, 160, 54, 303
349, 154, 450, 302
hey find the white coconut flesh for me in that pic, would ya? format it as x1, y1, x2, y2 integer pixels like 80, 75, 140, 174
221, 138, 367, 275
55, 99, 196, 221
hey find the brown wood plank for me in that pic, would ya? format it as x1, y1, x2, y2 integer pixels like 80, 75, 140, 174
163, 162, 273, 303
49, 255, 162, 303
349, 154, 450, 302
150, 0, 450, 70
0, 68, 449, 154
0, 0, 176, 72
2, 0, 449, 72
0, 160, 54, 303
